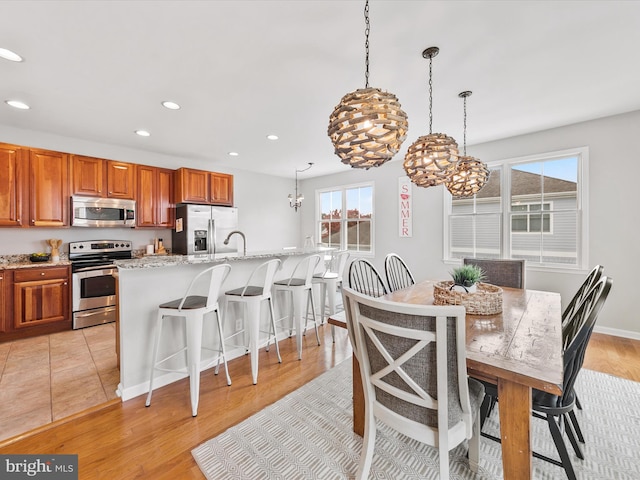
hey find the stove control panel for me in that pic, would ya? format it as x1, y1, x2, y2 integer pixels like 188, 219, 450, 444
69, 240, 132, 254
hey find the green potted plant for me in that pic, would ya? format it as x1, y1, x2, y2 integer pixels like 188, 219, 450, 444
449, 264, 485, 293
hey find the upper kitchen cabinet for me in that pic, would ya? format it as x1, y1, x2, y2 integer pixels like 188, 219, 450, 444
136, 165, 174, 228
71, 155, 136, 199
29, 149, 69, 227
174, 167, 233, 206
0, 143, 27, 227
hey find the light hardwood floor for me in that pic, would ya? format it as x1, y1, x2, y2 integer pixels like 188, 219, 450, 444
0, 326, 637, 479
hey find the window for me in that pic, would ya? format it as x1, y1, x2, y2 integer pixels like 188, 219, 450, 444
445, 147, 588, 269
317, 183, 373, 253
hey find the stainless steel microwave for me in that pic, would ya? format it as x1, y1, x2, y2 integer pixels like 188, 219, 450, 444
71, 196, 136, 227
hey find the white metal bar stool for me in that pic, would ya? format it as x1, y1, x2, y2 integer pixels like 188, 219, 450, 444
146, 263, 231, 417
224, 258, 282, 385
312, 250, 350, 343
273, 254, 322, 360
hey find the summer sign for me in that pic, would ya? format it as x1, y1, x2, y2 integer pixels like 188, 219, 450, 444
398, 176, 412, 237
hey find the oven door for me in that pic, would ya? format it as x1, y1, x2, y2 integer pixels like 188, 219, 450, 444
72, 266, 117, 312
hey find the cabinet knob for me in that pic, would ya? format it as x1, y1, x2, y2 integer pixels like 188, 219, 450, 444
31, 219, 35, 224
63, 282, 68, 285
40, 272, 45, 276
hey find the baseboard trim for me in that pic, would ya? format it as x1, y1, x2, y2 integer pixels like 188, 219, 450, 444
593, 325, 640, 341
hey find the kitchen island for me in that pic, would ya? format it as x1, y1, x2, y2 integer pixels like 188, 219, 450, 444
114, 248, 331, 401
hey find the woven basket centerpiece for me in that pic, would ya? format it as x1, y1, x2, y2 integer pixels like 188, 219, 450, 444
433, 281, 503, 315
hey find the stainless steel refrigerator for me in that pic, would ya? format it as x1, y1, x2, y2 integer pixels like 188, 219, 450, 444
172, 204, 239, 255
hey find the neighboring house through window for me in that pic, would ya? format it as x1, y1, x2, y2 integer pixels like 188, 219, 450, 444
317, 182, 373, 254
445, 147, 588, 269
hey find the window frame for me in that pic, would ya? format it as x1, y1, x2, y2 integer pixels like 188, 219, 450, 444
443, 146, 589, 272
316, 181, 375, 257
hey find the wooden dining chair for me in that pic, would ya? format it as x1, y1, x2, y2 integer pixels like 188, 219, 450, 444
348, 259, 388, 297
384, 252, 415, 292
463, 258, 525, 289
342, 286, 485, 479
481, 276, 613, 480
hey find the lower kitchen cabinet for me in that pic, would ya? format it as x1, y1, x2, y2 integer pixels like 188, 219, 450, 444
0, 266, 72, 342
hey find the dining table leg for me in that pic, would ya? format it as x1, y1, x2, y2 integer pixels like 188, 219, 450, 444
353, 355, 364, 436
498, 379, 532, 479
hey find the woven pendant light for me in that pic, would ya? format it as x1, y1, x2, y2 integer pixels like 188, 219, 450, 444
446, 91, 489, 197
328, 0, 408, 169
403, 47, 458, 187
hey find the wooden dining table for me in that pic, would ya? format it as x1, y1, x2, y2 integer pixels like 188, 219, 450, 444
329, 279, 564, 480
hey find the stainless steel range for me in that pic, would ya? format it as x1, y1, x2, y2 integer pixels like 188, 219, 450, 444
69, 240, 132, 329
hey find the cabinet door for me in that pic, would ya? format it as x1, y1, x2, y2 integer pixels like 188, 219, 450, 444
136, 165, 156, 227
0, 143, 26, 226
107, 161, 136, 199
71, 155, 106, 196
0, 270, 5, 332
211, 173, 234, 206
156, 167, 174, 227
29, 149, 69, 227
175, 168, 210, 204
13, 269, 70, 328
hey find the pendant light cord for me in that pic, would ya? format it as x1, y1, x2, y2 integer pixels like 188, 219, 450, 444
428, 55, 433, 134
364, 0, 370, 88
463, 94, 467, 155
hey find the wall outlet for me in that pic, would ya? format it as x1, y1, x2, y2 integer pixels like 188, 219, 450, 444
235, 318, 243, 331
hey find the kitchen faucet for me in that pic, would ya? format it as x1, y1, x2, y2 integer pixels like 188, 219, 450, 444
223, 230, 246, 256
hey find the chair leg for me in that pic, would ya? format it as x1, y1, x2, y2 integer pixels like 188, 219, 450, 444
546, 414, 578, 480
185, 312, 205, 417
356, 410, 376, 480
145, 311, 164, 407
268, 297, 282, 363
568, 408, 585, 443
307, 288, 321, 346
468, 413, 480, 472
214, 308, 231, 386
562, 413, 584, 459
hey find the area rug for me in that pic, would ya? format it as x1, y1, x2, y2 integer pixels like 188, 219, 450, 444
192, 358, 640, 479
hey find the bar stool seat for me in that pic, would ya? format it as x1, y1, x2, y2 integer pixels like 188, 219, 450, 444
146, 263, 231, 417
224, 258, 282, 385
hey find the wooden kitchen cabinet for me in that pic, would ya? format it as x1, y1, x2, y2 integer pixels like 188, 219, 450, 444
136, 165, 174, 228
0, 266, 72, 342
0, 270, 5, 333
71, 155, 136, 199
174, 167, 233, 206
0, 143, 27, 227
29, 149, 69, 227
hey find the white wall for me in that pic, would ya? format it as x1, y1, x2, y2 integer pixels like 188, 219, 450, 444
0, 126, 300, 255
300, 110, 640, 338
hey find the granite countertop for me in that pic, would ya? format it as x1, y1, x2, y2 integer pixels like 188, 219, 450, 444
115, 248, 333, 270
0, 254, 72, 270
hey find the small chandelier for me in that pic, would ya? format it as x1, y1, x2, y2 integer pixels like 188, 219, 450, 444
328, 0, 408, 169
403, 47, 459, 187
288, 163, 313, 211
446, 91, 489, 197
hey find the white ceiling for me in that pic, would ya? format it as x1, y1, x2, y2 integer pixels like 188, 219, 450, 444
2, 1, 640, 179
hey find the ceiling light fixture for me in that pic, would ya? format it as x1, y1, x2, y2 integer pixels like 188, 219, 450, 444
228, 151, 239, 157
328, 0, 408, 169
288, 162, 313, 212
266, 134, 279, 140
161, 101, 180, 110
5, 100, 30, 110
135, 130, 150, 137
0, 48, 23, 62
403, 47, 458, 187
446, 91, 489, 197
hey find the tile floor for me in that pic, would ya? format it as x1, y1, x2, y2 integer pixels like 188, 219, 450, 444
0, 323, 118, 442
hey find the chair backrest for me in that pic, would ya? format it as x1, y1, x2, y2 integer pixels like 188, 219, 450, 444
562, 275, 612, 351
562, 265, 604, 326
561, 276, 612, 403
181, 263, 231, 309
342, 286, 474, 445
282, 254, 321, 287
348, 259, 388, 297
463, 258, 525, 289
334, 250, 350, 281
384, 253, 416, 292
240, 258, 282, 296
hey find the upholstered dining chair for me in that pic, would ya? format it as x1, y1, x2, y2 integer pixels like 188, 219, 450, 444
481, 276, 613, 480
463, 258, 525, 289
384, 252, 416, 292
342, 286, 485, 479
348, 258, 388, 297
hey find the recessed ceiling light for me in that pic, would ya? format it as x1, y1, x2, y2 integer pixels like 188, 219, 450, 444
0, 48, 23, 62
266, 134, 279, 140
161, 101, 180, 110
135, 130, 151, 137
228, 152, 239, 157
5, 100, 30, 110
